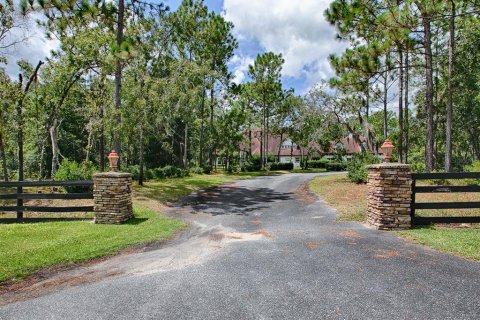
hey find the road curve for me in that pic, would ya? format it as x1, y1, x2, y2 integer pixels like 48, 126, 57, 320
1, 173, 479, 319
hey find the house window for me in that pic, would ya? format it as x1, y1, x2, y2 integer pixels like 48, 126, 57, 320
281, 139, 294, 149
295, 157, 300, 163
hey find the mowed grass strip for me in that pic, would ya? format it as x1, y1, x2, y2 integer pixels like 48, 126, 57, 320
309, 173, 480, 260
0, 208, 185, 283
398, 227, 480, 260
309, 174, 367, 222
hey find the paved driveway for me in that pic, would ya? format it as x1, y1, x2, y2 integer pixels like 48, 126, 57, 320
1, 173, 479, 319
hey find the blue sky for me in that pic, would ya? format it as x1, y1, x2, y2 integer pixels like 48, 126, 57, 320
5, 0, 346, 95
175, 0, 347, 94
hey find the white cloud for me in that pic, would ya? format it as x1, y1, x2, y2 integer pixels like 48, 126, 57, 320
2, 7, 58, 78
230, 54, 254, 84
223, 0, 347, 89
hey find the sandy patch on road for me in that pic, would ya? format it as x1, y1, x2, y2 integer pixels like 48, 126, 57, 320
305, 242, 320, 250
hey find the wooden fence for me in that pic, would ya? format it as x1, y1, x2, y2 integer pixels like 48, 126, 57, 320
411, 172, 480, 225
0, 180, 94, 220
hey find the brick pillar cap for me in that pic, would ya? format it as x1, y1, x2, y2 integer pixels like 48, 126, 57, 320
93, 172, 133, 178
367, 163, 411, 170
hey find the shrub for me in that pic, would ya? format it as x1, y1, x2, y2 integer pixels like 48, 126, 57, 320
153, 167, 166, 179
346, 153, 380, 183
201, 165, 212, 174
326, 162, 348, 172
466, 161, 480, 186
122, 165, 140, 180
190, 167, 204, 174
410, 161, 426, 173
152, 165, 190, 179
176, 169, 190, 178
308, 159, 330, 168
162, 165, 178, 177
269, 162, 294, 170
54, 159, 97, 193
145, 169, 155, 180
243, 155, 262, 171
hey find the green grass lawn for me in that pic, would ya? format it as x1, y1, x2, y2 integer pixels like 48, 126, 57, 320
0, 208, 185, 283
309, 173, 480, 260
309, 174, 367, 222
399, 227, 480, 260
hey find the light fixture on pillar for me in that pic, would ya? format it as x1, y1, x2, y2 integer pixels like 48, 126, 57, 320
108, 150, 119, 172
381, 139, 394, 163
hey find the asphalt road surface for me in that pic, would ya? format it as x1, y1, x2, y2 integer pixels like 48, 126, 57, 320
1, 173, 479, 319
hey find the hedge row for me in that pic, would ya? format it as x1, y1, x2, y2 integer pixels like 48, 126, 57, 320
307, 159, 330, 168
325, 162, 347, 171
269, 162, 294, 170
306, 159, 347, 171
123, 165, 190, 180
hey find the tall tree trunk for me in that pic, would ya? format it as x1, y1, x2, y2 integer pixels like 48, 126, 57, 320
0, 131, 7, 181
266, 105, 269, 163
262, 91, 267, 169
445, 0, 455, 172
421, 7, 435, 172
404, 48, 410, 164
398, 46, 404, 163
16, 75, 24, 219
85, 124, 93, 163
114, 0, 125, 167
38, 138, 46, 180
249, 123, 252, 156
199, 79, 206, 167
260, 129, 263, 169
99, 103, 105, 171
365, 83, 372, 152
15, 61, 42, 186
277, 132, 284, 161
50, 118, 61, 176
138, 123, 144, 186
209, 82, 214, 167
184, 124, 188, 169
383, 66, 388, 140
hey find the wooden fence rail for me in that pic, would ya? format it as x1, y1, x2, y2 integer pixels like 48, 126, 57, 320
411, 172, 480, 225
0, 180, 94, 220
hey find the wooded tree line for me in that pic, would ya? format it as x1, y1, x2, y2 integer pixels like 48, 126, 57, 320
319, 0, 480, 172
2, 0, 480, 185
0, 0, 304, 183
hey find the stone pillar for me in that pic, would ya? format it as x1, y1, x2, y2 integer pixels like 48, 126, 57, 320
367, 163, 412, 230
93, 172, 133, 224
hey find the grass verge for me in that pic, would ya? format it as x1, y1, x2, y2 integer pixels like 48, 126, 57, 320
399, 227, 480, 260
309, 174, 367, 222
0, 207, 185, 283
309, 173, 480, 260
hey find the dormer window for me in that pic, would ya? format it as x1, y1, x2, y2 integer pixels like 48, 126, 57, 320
282, 139, 293, 149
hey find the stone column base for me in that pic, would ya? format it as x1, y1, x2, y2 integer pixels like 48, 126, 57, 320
93, 172, 133, 224
367, 163, 412, 230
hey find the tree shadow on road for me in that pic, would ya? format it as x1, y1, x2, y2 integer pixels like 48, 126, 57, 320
173, 186, 293, 216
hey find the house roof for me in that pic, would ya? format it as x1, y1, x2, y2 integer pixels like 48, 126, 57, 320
241, 129, 365, 157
